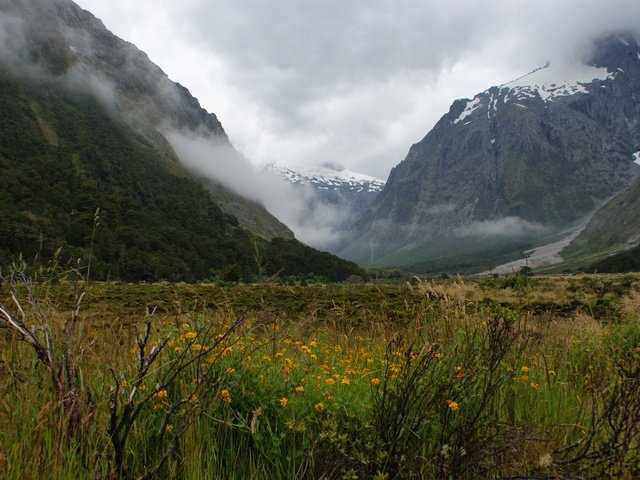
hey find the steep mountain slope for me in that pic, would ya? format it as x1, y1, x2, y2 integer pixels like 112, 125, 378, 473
563, 174, 640, 260
340, 34, 640, 271
0, 0, 292, 241
0, 0, 362, 281
266, 164, 385, 219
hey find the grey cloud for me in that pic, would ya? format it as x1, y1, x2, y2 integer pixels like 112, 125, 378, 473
0, 12, 120, 110
0, 14, 27, 62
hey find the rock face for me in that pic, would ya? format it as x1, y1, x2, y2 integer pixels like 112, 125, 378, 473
0, 0, 292, 240
340, 34, 640, 271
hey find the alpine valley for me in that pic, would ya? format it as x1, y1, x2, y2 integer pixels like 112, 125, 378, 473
0, 0, 364, 282
339, 33, 640, 274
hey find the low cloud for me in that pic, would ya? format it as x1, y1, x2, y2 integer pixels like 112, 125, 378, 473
165, 130, 358, 249
428, 203, 457, 215
0, 7, 120, 111
454, 217, 547, 238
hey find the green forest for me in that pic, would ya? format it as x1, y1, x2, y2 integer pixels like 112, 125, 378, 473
0, 70, 363, 282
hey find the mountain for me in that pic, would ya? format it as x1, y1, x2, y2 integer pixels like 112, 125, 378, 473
0, 0, 362, 282
340, 34, 640, 272
266, 163, 385, 219
561, 173, 640, 268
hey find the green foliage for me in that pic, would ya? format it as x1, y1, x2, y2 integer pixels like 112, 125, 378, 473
262, 238, 364, 282
590, 245, 640, 273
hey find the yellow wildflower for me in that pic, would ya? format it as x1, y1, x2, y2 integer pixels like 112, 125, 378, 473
154, 389, 168, 399
221, 389, 232, 404
371, 378, 381, 386
165, 424, 174, 432
530, 383, 539, 390
226, 367, 236, 375
325, 378, 335, 385
341, 377, 351, 385
447, 400, 459, 411
280, 397, 288, 408
520, 366, 529, 373
184, 331, 197, 340
314, 402, 325, 412
295, 386, 304, 393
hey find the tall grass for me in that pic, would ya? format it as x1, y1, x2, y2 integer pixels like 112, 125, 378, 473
1, 274, 639, 478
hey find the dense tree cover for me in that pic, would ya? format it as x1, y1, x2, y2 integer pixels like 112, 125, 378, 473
590, 246, 640, 273
0, 71, 364, 282
263, 238, 364, 282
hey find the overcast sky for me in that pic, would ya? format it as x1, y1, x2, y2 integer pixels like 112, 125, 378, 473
74, 0, 640, 180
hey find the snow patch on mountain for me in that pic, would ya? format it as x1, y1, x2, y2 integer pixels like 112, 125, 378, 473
501, 62, 614, 103
266, 164, 385, 193
453, 97, 482, 124
450, 61, 616, 126
633, 151, 640, 165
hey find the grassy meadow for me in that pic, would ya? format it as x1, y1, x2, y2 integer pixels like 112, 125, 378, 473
1, 272, 639, 479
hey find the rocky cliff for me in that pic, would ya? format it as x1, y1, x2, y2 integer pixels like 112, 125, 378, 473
340, 34, 640, 272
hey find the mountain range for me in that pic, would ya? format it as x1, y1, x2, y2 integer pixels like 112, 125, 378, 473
339, 33, 640, 273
